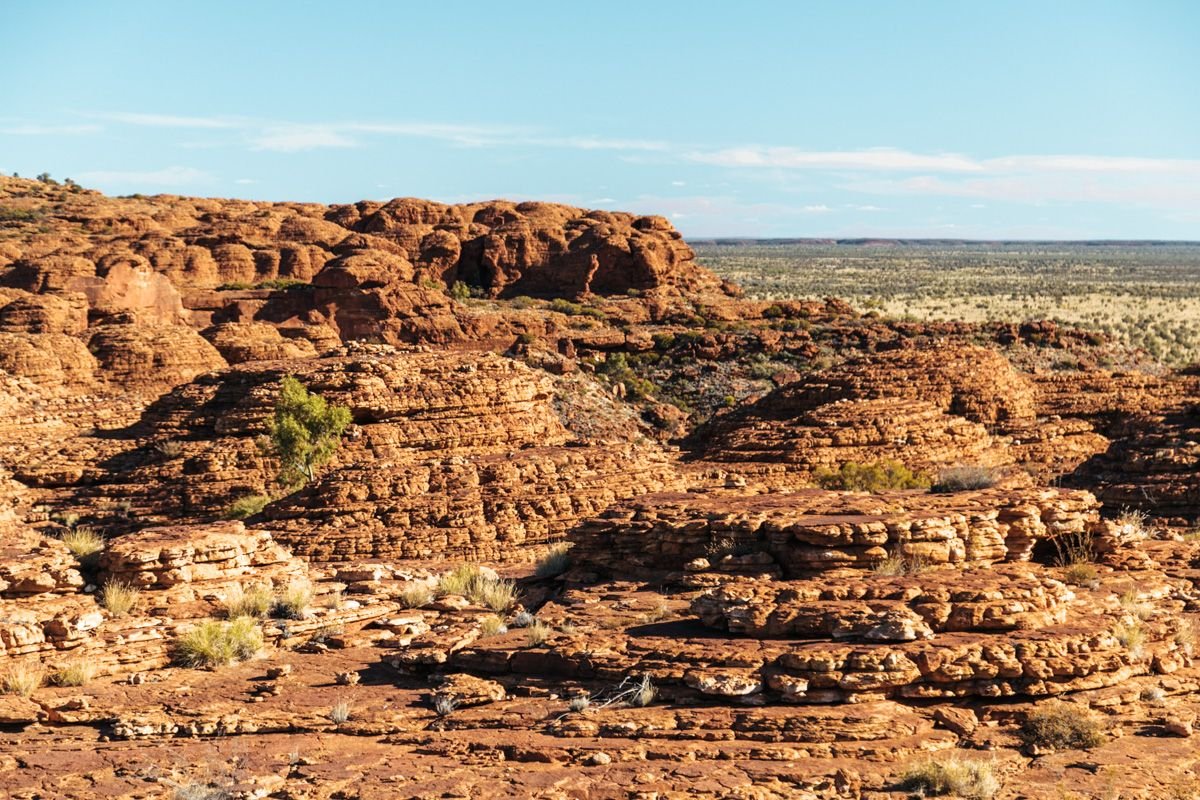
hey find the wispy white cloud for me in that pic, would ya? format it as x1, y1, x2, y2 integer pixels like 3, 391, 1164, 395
688, 147, 983, 172
802, 204, 832, 213
0, 123, 103, 136
75, 166, 213, 187
97, 112, 239, 129
250, 126, 358, 152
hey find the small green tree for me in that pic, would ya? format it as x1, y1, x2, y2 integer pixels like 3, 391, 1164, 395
265, 376, 352, 489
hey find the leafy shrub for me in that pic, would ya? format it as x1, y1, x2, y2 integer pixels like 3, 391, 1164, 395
548, 298, 584, 315
224, 493, 270, 520
174, 618, 263, 668
0, 207, 42, 222
1019, 703, 1105, 751
813, 459, 931, 492
899, 756, 1000, 799
264, 376, 352, 489
534, 543, 572, 578
449, 281, 472, 301
100, 580, 141, 616
222, 584, 274, 619
256, 278, 308, 291
61, 526, 104, 561
931, 465, 999, 492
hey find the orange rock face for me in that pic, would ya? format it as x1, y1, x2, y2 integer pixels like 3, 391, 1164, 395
3, 179, 1200, 799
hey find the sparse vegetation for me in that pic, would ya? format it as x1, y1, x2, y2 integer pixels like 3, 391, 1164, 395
224, 493, 270, 520
398, 583, 435, 609
1113, 620, 1146, 656
1062, 562, 1100, 586
568, 694, 590, 713
931, 465, 1000, 492
2, 663, 43, 696
155, 439, 185, 459
433, 695, 458, 717
271, 583, 312, 620
174, 618, 263, 668
51, 659, 96, 687
1050, 529, 1097, 570
898, 756, 1000, 799
534, 543, 572, 578
100, 579, 141, 617
263, 375, 352, 489
630, 674, 657, 707
222, 583, 274, 619
640, 603, 672, 623
436, 565, 518, 612
328, 699, 352, 725
1019, 703, 1105, 751
694, 241, 1200, 366
479, 614, 508, 638
872, 550, 930, 576
813, 459, 931, 492
60, 526, 104, 561
524, 620, 553, 647
449, 280, 472, 301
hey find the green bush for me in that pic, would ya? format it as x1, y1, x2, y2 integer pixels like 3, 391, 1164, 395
224, 493, 270, 520
264, 376, 352, 489
449, 281, 472, 301
813, 459, 931, 492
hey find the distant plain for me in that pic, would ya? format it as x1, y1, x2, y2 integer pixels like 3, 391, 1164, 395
694, 241, 1200, 366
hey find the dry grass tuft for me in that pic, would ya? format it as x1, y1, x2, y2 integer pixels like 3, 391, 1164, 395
61, 526, 104, 560
931, 465, 1000, 492
52, 659, 96, 687
524, 620, 553, 647
271, 583, 312, 620
174, 618, 263, 668
479, 614, 508, 638
534, 543, 573, 578
398, 583, 434, 609
1, 663, 44, 696
222, 583, 274, 619
1019, 703, 1105, 751
437, 565, 518, 612
899, 755, 1000, 799
100, 579, 141, 616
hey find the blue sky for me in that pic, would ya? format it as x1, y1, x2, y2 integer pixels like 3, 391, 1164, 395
2, 1, 1197, 238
